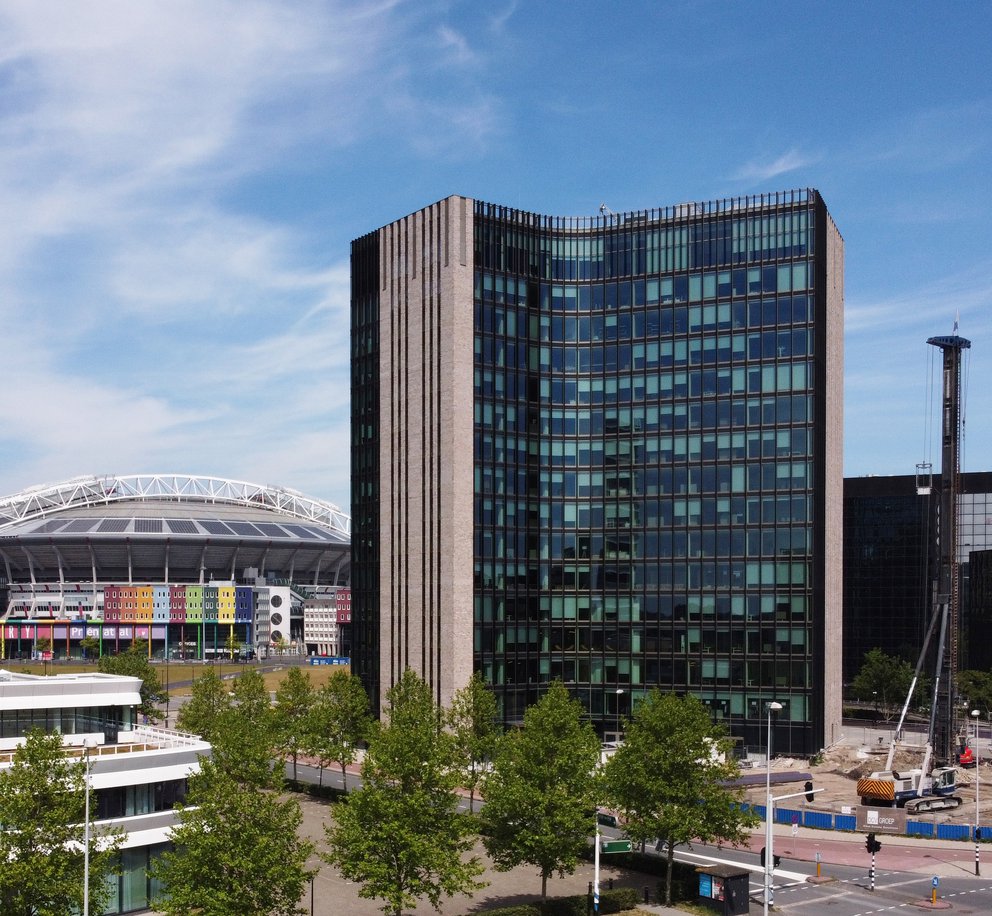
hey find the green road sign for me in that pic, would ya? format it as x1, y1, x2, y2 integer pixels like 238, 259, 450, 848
601, 840, 632, 854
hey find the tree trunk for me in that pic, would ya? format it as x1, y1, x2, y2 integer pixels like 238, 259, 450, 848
542, 870, 548, 898
341, 762, 348, 790
292, 751, 298, 782
665, 841, 674, 905
469, 787, 475, 813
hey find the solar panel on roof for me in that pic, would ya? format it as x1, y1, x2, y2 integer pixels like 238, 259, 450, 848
98, 519, 130, 533
166, 519, 198, 534
134, 519, 163, 533
255, 523, 292, 538
63, 519, 99, 532
280, 524, 320, 539
227, 522, 263, 536
200, 521, 234, 535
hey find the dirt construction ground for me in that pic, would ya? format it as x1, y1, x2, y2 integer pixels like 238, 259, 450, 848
739, 725, 989, 831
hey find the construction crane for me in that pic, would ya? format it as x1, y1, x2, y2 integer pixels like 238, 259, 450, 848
855, 327, 971, 814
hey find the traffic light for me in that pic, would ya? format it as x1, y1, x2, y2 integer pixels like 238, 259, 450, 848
804, 780, 815, 803
865, 833, 882, 854
760, 847, 781, 867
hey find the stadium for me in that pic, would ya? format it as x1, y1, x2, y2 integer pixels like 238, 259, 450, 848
0, 474, 351, 661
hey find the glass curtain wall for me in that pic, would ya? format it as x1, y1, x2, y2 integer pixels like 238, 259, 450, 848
472, 192, 821, 753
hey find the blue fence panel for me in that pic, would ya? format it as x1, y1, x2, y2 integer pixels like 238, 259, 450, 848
752, 804, 768, 821
803, 811, 833, 830
906, 820, 933, 838
834, 814, 857, 832
776, 807, 802, 826
937, 824, 971, 841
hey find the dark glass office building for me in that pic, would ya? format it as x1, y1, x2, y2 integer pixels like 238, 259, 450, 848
844, 472, 992, 680
352, 190, 844, 755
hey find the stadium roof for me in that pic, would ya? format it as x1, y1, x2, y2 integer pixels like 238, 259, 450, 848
0, 475, 350, 586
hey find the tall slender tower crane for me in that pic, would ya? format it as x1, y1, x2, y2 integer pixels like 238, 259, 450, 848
927, 329, 970, 763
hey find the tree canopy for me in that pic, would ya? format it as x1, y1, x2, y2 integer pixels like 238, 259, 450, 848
480, 680, 600, 898
152, 757, 315, 916
273, 666, 315, 782
212, 667, 279, 788
324, 668, 485, 916
850, 648, 917, 718
602, 690, 758, 906
175, 666, 232, 742
306, 670, 370, 790
0, 729, 123, 916
98, 640, 168, 720
447, 672, 501, 813
958, 669, 992, 715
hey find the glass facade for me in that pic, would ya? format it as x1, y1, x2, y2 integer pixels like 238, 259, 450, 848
844, 472, 992, 678
352, 190, 843, 756
470, 192, 833, 755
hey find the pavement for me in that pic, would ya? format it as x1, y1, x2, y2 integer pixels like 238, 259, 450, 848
295, 793, 645, 916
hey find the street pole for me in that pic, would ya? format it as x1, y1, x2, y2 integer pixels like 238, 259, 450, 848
82, 737, 97, 916
973, 708, 981, 875
594, 813, 601, 913
764, 701, 782, 916
615, 687, 624, 743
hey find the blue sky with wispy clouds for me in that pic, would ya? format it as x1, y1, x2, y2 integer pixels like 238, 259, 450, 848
1, 0, 989, 511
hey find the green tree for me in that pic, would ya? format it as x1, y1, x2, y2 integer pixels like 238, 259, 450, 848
0, 729, 123, 916
212, 667, 278, 788
447, 672, 501, 813
175, 666, 232, 742
324, 668, 485, 916
480, 680, 600, 898
306, 670, 370, 790
99, 640, 168, 720
274, 666, 315, 782
151, 757, 315, 916
958, 669, 992, 715
851, 648, 916, 719
602, 690, 759, 906
79, 634, 100, 659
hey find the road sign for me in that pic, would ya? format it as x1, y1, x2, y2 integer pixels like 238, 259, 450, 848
600, 839, 632, 854
932, 876, 940, 888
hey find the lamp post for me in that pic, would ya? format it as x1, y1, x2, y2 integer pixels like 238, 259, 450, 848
763, 701, 783, 916
615, 688, 624, 743
82, 737, 98, 916
973, 708, 981, 876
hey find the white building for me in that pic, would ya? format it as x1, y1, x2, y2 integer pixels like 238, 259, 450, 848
0, 670, 210, 914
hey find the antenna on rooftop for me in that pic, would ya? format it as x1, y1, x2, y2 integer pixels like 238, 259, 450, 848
599, 203, 615, 217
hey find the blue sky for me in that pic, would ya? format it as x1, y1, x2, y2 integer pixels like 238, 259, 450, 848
1, 0, 989, 512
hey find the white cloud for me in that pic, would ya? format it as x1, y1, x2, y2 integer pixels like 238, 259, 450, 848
731, 149, 816, 184
0, 1, 517, 507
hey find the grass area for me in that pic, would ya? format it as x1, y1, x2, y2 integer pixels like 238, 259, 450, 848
3, 658, 351, 696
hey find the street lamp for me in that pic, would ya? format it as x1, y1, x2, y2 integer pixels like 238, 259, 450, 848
973, 708, 981, 876
763, 701, 783, 916
615, 688, 624, 743
82, 737, 98, 916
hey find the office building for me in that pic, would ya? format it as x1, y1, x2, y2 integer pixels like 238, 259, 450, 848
844, 471, 992, 680
0, 669, 211, 913
352, 190, 844, 754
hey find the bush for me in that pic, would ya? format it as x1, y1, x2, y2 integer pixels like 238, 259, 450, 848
283, 779, 346, 802
534, 886, 641, 916
599, 886, 641, 912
